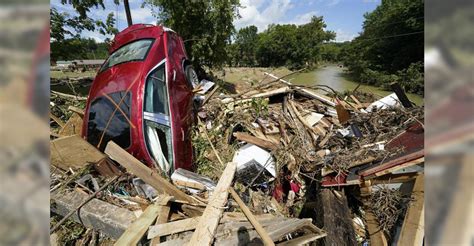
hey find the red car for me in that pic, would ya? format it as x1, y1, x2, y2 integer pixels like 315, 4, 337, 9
82, 24, 198, 175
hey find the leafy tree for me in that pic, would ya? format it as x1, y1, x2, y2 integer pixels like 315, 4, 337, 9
143, 0, 240, 70
234, 25, 259, 66
50, 0, 118, 42
254, 16, 334, 69
342, 0, 424, 94
51, 38, 109, 61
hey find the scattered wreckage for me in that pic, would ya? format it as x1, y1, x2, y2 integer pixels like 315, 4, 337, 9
49, 24, 424, 246
50, 69, 424, 245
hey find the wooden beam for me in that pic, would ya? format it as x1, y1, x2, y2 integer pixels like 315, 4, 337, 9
229, 188, 275, 246
150, 196, 174, 245
371, 172, 419, 185
105, 141, 194, 203
114, 202, 161, 246
49, 112, 65, 128
148, 217, 201, 239
398, 174, 424, 245
59, 112, 83, 136
188, 162, 236, 246
68, 105, 85, 116
51, 135, 105, 171
233, 132, 278, 151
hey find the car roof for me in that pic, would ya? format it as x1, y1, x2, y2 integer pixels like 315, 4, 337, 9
109, 24, 165, 54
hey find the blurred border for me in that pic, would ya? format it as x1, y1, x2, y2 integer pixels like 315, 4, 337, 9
425, 0, 474, 245
0, 1, 50, 245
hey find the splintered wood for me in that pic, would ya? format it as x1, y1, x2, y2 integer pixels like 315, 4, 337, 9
188, 162, 236, 246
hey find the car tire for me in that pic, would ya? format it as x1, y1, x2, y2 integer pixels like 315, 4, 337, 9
184, 65, 200, 89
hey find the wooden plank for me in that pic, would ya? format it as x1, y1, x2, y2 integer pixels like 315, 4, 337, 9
59, 112, 83, 136
229, 188, 275, 245
359, 150, 424, 177
114, 202, 161, 246
335, 104, 350, 124
187, 162, 236, 246
371, 157, 424, 178
173, 179, 206, 190
390, 82, 413, 108
233, 132, 278, 150
49, 112, 65, 128
51, 135, 105, 171
104, 141, 194, 203
350, 95, 363, 108
149, 213, 278, 239
148, 217, 201, 239
68, 105, 85, 116
398, 174, 424, 246
371, 172, 419, 185
150, 196, 174, 245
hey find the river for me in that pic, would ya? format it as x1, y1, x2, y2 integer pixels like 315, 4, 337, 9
288, 65, 423, 105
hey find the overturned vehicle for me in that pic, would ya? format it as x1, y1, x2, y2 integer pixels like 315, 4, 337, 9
82, 24, 199, 175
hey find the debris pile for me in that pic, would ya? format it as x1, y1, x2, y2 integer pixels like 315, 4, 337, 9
49, 71, 424, 245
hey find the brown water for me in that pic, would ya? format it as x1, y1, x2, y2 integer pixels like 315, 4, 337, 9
288, 65, 424, 105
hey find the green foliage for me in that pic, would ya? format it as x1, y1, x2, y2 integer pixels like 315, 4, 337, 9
342, 0, 424, 95
51, 38, 109, 61
143, 0, 240, 70
320, 42, 349, 62
51, 1, 118, 42
233, 25, 259, 66
230, 16, 335, 69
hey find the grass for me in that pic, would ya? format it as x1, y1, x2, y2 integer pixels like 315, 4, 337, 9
51, 70, 97, 79
212, 67, 292, 92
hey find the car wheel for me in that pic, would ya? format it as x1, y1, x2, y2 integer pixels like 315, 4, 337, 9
184, 65, 200, 89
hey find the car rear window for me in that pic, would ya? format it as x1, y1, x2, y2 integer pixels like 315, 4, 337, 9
100, 39, 153, 72
87, 91, 132, 150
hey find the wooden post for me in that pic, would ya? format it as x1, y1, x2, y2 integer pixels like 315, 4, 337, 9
390, 82, 412, 108
229, 188, 275, 246
188, 162, 236, 246
398, 174, 424, 245
104, 141, 194, 203
114, 202, 161, 246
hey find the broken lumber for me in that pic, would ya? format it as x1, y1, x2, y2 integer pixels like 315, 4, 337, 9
104, 141, 194, 203
150, 196, 174, 245
51, 90, 88, 100
390, 82, 413, 108
398, 174, 424, 245
229, 188, 275, 246
115, 202, 162, 246
233, 132, 278, 151
49, 112, 65, 128
51, 135, 106, 171
187, 162, 236, 246
148, 217, 201, 239
58, 112, 83, 136
68, 105, 85, 116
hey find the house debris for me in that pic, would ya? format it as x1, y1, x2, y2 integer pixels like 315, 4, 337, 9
50, 71, 424, 245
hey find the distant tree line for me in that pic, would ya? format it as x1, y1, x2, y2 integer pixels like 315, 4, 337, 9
226, 17, 335, 69
340, 0, 424, 95
51, 38, 109, 62
50, 0, 424, 95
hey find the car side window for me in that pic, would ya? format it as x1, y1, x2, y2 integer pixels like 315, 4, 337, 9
144, 64, 169, 115
87, 91, 132, 151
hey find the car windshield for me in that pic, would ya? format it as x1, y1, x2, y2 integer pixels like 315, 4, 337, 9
100, 39, 153, 72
